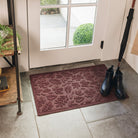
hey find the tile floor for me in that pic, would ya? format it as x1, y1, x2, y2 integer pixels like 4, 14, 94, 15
0, 60, 138, 138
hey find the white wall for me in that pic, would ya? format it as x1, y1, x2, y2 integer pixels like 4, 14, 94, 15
0, 0, 9, 68
0, 0, 29, 72
124, 0, 138, 73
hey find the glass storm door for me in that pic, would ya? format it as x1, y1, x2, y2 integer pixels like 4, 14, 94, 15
28, 0, 108, 68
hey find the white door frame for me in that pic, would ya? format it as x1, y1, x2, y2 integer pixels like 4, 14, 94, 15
28, 0, 127, 69
28, 0, 106, 68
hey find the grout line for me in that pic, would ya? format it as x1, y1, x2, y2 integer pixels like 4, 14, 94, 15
31, 100, 41, 138
29, 82, 38, 116
86, 112, 128, 124
27, 76, 40, 138
80, 109, 94, 138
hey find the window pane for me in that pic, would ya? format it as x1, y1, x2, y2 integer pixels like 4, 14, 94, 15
40, 0, 68, 6
69, 6, 96, 46
71, 0, 96, 4
40, 8, 67, 50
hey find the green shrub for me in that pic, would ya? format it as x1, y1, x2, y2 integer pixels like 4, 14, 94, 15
73, 23, 94, 45
40, 8, 59, 15
40, 0, 60, 15
40, 0, 59, 5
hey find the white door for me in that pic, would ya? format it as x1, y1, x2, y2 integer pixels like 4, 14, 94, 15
28, 0, 126, 68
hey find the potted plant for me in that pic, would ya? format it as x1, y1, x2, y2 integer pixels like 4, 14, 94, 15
0, 24, 21, 55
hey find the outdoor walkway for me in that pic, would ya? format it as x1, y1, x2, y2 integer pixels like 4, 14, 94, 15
40, 14, 76, 50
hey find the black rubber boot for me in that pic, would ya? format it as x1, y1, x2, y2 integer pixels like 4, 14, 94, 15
100, 65, 114, 96
114, 67, 127, 99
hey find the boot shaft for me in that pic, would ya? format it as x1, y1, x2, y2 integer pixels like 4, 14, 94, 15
105, 65, 114, 80
114, 67, 123, 81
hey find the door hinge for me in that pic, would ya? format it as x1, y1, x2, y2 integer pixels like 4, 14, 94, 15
100, 41, 104, 49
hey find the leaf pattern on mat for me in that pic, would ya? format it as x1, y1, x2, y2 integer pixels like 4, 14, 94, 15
30, 65, 117, 116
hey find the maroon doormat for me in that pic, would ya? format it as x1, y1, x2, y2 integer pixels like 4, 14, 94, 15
30, 64, 117, 116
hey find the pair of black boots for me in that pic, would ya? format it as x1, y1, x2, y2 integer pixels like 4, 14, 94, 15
100, 65, 127, 99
